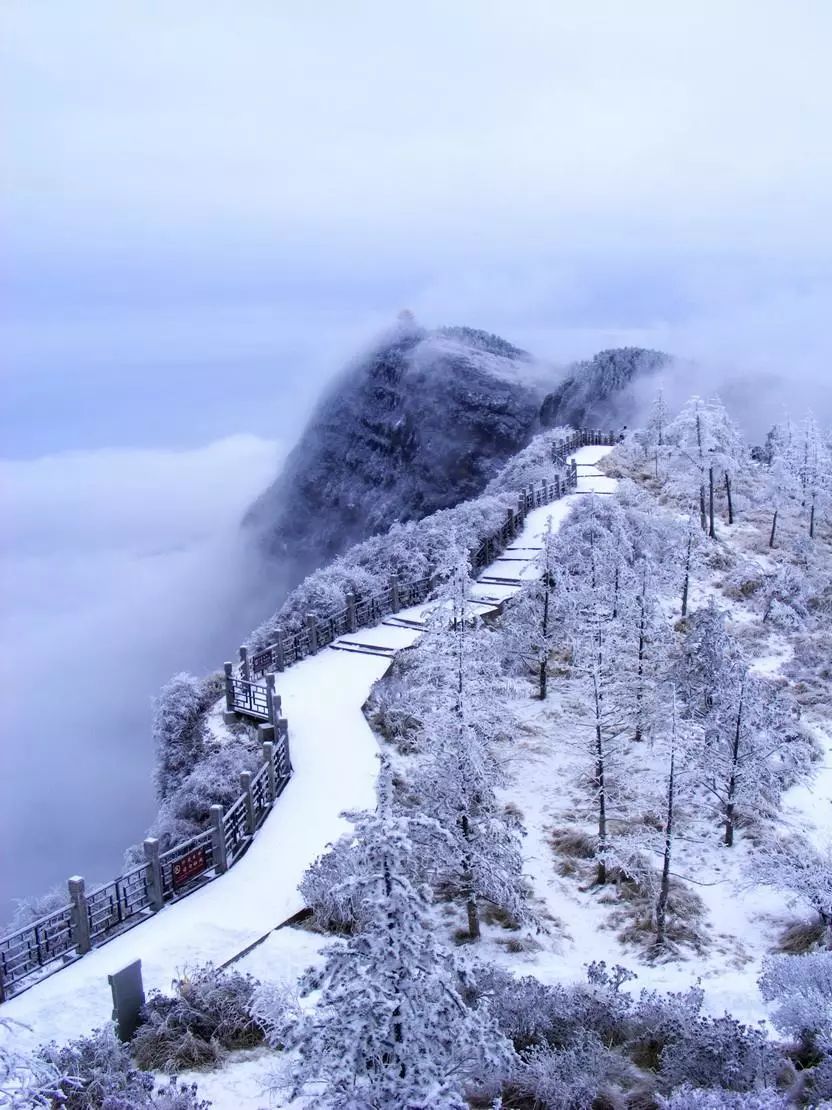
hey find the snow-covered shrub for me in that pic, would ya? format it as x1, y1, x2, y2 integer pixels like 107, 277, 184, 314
248, 979, 301, 1051
147, 737, 262, 853
298, 833, 362, 933
758, 952, 832, 1045
657, 1086, 788, 1108
39, 1026, 154, 1109
657, 1014, 774, 1093
131, 965, 265, 1074
1, 1017, 68, 1107
105, 1080, 210, 1110
153, 672, 224, 802
508, 1033, 644, 1109
3, 884, 69, 934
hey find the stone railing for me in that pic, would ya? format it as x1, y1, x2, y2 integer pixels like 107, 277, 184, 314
0, 427, 614, 1002
0, 720, 291, 1001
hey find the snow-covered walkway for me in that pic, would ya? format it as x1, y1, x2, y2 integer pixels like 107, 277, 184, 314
4, 446, 613, 1049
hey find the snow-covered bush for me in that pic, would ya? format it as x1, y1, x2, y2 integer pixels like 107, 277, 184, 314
1, 1017, 67, 1107
3, 884, 69, 934
658, 1014, 774, 1093
39, 1026, 155, 1109
657, 1087, 788, 1108
508, 1033, 644, 1109
153, 672, 224, 802
298, 833, 363, 933
132, 965, 265, 1073
758, 952, 832, 1045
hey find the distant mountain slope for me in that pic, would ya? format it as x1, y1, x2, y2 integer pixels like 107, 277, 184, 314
540, 346, 671, 430
243, 318, 546, 585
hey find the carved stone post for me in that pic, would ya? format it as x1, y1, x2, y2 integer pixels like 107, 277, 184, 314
260, 734, 277, 802
223, 662, 234, 712
390, 576, 401, 613
278, 717, 293, 776
143, 838, 164, 911
306, 614, 319, 654
238, 646, 250, 682
240, 771, 256, 835
274, 630, 285, 672
210, 805, 228, 874
265, 673, 279, 726
347, 593, 358, 633
68, 876, 92, 955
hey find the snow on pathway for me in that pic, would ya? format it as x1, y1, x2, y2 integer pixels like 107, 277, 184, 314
4, 447, 611, 1050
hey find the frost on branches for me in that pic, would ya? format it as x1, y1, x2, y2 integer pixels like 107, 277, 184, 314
286, 764, 512, 1109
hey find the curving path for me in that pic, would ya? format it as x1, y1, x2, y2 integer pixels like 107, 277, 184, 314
4, 446, 614, 1050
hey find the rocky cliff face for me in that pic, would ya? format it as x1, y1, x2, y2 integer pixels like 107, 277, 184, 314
540, 346, 671, 431
244, 320, 547, 586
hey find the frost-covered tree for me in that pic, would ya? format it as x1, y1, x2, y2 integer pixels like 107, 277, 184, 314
286, 766, 513, 1108
152, 672, 222, 802
502, 517, 561, 699
676, 611, 789, 845
404, 553, 527, 938
665, 396, 745, 535
755, 836, 832, 946
636, 388, 672, 479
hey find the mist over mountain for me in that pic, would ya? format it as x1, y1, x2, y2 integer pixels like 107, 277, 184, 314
540, 346, 672, 431
244, 317, 548, 586
244, 326, 674, 590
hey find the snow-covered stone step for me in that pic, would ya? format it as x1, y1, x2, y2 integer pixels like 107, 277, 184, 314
329, 640, 398, 658
382, 616, 427, 630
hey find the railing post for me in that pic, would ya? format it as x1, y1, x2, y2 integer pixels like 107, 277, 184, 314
306, 614, 319, 654
223, 662, 234, 713
143, 838, 164, 911
210, 805, 228, 874
278, 717, 293, 776
260, 733, 277, 802
274, 630, 285, 672
555, 473, 561, 498
265, 673, 279, 726
347, 593, 358, 633
238, 646, 250, 683
240, 772, 256, 836
68, 876, 92, 955
390, 575, 401, 613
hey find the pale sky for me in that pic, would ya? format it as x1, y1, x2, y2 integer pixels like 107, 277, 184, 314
3, 1, 832, 454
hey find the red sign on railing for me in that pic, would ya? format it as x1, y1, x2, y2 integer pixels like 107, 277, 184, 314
171, 847, 207, 891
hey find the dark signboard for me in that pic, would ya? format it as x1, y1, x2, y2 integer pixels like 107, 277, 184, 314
251, 649, 272, 674
109, 959, 145, 1041
171, 847, 207, 891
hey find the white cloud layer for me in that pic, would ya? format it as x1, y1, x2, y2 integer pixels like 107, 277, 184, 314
0, 436, 280, 917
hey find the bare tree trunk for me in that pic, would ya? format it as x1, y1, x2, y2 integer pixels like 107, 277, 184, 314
460, 815, 480, 940
810, 494, 816, 539
724, 681, 745, 848
539, 582, 550, 700
635, 585, 646, 742
769, 509, 778, 549
708, 466, 716, 539
681, 532, 692, 617
655, 742, 675, 947
592, 667, 607, 884
725, 471, 734, 524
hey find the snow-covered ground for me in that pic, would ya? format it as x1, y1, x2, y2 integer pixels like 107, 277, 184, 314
4, 447, 612, 1058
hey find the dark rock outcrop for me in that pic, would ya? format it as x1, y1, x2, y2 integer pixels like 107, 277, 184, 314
244, 319, 547, 586
540, 347, 671, 431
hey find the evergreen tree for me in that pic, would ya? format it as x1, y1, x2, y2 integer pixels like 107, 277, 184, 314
287, 766, 512, 1108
